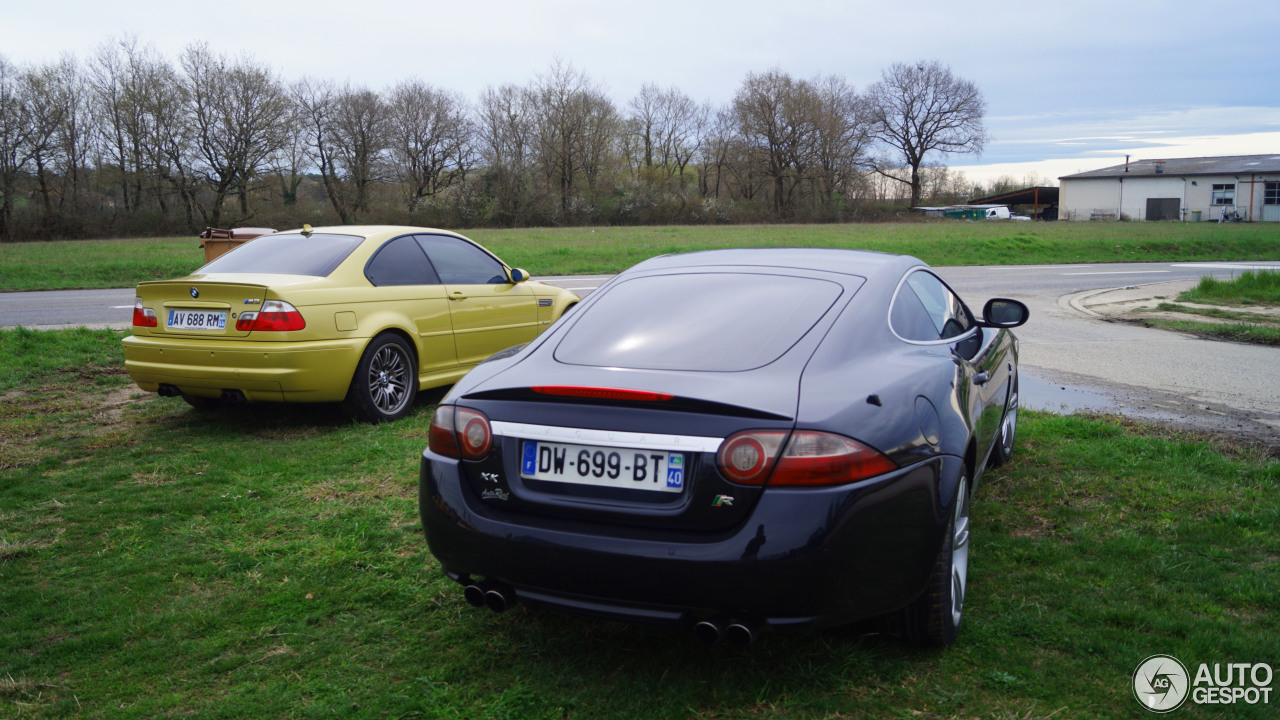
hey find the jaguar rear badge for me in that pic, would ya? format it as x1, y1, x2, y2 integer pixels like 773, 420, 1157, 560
712, 495, 735, 507
189, 287, 199, 299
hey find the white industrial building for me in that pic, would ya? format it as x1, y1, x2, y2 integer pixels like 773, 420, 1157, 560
1058, 154, 1280, 222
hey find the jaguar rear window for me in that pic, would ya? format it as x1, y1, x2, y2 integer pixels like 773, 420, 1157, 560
198, 233, 363, 276
553, 272, 847, 371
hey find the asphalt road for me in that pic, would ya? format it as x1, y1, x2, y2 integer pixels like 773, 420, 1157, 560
4, 261, 1278, 444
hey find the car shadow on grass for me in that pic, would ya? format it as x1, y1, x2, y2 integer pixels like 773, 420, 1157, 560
149, 386, 451, 435
431, 606, 936, 715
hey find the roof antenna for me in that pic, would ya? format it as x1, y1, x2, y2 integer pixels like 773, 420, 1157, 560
1125, 155, 1130, 172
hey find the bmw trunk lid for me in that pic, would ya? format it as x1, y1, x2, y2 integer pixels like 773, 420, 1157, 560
133, 274, 316, 340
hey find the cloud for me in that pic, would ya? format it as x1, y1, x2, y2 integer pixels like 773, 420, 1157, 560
951, 131, 1280, 185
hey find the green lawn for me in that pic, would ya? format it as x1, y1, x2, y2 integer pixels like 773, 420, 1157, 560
1179, 269, 1280, 305
4, 221, 1280, 291
1139, 270, 1280, 345
2, 328, 1277, 718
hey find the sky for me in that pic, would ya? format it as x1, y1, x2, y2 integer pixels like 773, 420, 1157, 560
5, 0, 1280, 186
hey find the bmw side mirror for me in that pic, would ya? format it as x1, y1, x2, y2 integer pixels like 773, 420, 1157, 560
980, 298, 1029, 328
509, 268, 529, 283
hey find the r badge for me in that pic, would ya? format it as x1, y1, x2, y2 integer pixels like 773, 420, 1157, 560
712, 494, 734, 507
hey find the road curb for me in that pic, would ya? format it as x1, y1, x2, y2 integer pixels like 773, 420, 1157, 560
1062, 278, 1201, 319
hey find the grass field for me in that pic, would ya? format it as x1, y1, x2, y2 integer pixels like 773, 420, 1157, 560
1136, 270, 1280, 345
3, 221, 1280, 292
2, 328, 1277, 719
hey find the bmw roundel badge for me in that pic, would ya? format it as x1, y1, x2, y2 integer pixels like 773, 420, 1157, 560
190, 287, 199, 299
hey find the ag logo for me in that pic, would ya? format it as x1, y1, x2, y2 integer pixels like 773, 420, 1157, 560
1134, 654, 1190, 713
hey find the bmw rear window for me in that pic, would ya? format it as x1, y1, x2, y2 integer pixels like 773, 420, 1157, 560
554, 273, 845, 371
198, 233, 362, 276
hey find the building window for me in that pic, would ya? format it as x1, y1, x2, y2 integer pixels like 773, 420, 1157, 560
1265, 182, 1280, 206
1211, 183, 1236, 205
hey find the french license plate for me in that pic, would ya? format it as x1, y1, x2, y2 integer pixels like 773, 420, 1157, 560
520, 440, 684, 493
167, 309, 227, 331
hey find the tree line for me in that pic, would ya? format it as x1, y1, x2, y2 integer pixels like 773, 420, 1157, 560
0, 38, 999, 241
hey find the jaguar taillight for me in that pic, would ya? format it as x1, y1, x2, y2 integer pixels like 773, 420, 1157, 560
717, 430, 788, 483
717, 430, 896, 486
428, 405, 493, 460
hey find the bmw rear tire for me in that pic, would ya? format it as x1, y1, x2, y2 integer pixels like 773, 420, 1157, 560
344, 334, 416, 423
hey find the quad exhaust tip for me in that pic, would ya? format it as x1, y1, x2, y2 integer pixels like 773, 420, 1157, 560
461, 579, 515, 613
724, 621, 756, 649
693, 616, 759, 648
693, 619, 723, 646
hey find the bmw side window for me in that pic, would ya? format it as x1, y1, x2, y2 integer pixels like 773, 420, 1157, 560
416, 235, 507, 285
365, 236, 442, 286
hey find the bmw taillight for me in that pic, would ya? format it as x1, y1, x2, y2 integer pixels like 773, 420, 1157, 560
428, 405, 493, 460
132, 297, 157, 328
236, 300, 306, 332
717, 430, 896, 486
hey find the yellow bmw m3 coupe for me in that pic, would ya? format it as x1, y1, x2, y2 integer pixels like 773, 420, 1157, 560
122, 226, 579, 422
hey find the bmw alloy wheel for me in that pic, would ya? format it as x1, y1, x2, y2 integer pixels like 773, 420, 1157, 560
368, 343, 411, 415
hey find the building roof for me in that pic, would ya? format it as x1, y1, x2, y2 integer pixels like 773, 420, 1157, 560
966, 186, 1059, 206
1059, 154, 1280, 180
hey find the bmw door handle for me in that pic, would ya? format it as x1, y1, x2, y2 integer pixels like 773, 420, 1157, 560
972, 372, 990, 386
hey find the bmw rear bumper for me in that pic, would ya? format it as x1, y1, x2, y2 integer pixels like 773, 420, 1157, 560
122, 334, 365, 403
419, 449, 965, 629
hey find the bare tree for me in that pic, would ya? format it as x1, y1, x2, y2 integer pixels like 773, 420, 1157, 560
810, 74, 872, 214
865, 60, 987, 207
293, 78, 343, 220
476, 83, 536, 224
294, 80, 388, 223
21, 62, 71, 231
181, 44, 287, 226
732, 69, 820, 218
696, 104, 734, 200
87, 37, 159, 215
142, 56, 196, 224
270, 95, 309, 207
628, 83, 663, 171
330, 85, 389, 221
386, 79, 472, 217
0, 55, 34, 241
51, 57, 92, 214
528, 60, 617, 218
